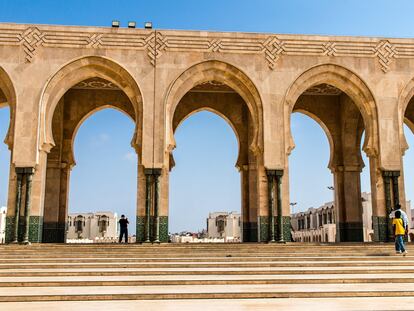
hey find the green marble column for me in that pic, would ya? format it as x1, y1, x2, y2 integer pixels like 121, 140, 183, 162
22, 168, 35, 245
382, 171, 394, 242
275, 170, 284, 242
266, 170, 275, 243
12, 171, 23, 243
144, 169, 152, 243
153, 169, 161, 243
391, 172, 400, 207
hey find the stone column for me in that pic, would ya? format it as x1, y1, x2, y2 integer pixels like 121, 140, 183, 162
266, 170, 275, 243
22, 168, 35, 245
391, 172, 400, 207
144, 169, 153, 243
153, 168, 161, 243
275, 170, 284, 242
382, 170, 400, 241
240, 165, 251, 242
333, 165, 364, 242
42, 161, 71, 243
12, 170, 23, 243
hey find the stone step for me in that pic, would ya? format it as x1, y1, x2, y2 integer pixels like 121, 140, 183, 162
0, 283, 413, 302
1, 297, 413, 311
1, 266, 414, 277
0, 255, 408, 262
0, 260, 412, 269
1, 273, 414, 286
1, 244, 412, 303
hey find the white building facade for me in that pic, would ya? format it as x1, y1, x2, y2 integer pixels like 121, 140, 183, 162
207, 212, 241, 242
291, 193, 376, 242
67, 211, 118, 242
0, 206, 6, 243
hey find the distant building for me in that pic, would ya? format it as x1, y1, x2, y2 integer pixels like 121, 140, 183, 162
207, 211, 241, 242
0, 206, 6, 244
291, 192, 375, 242
67, 211, 118, 242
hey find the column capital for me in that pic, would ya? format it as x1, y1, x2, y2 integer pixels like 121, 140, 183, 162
144, 168, 162, 176
265, 169, 283, 177
382, 170, 400, 178
15, 167, 35, 174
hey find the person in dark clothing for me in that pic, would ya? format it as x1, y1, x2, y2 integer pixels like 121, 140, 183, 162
119, 215, 129, 243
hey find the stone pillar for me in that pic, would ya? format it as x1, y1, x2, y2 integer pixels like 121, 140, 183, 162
275, 170, 284, 242
153, 168, 161, 243
42, 161, 70, 243
11, 171, 23, 243
333, 165, 364, 242
263, 169, 284, 243
136, 164, 146, 243
266, 170, 275, 242
22, 168, 34, 245
144, 169, 152, 243
391, 172, 400, 207
240, 165, 251, 242
381, 170, 400, 241
368, 157, 387, 242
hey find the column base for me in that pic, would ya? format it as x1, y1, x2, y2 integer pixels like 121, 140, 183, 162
258, 216, 291, 243
136, 216, 168, 243
42, 222, 66, 243
372, 216, 389, 242
5, 216, 43, 243
337, 222, 364, 242
242, 222, 258, 242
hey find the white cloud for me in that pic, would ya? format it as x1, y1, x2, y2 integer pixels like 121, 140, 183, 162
99, 133, 110, 142
123, 151, 136, 162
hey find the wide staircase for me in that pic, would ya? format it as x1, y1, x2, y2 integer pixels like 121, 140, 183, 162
0, 243, 413, 302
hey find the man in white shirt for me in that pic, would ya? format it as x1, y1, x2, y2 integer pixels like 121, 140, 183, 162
389, 204, 409, 230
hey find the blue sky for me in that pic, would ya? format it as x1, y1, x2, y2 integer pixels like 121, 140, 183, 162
0, 0, 414, 233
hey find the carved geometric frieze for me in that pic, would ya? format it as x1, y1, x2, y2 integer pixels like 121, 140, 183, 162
374, 40, 396, 73
17, 27, 45, 62
262, 36, 285, 69
2, 24, 414, 73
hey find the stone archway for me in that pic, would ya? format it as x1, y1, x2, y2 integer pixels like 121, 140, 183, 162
39, 57, 143, 243
0, 66, 16, 150
163, 61, 264, 242
165, 60, 263, 155
398, 78, 414, 230
39, 56, 143, 155
0, 66, 20, 244
285, 64, 378, 242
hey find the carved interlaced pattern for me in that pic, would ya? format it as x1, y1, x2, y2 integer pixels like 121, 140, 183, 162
0, 26, 408, 72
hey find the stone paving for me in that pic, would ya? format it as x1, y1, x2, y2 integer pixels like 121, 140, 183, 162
0, 243, 412, 309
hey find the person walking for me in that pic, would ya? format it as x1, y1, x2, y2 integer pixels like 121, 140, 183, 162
389, 203, 409, 229
393, 210, 408, 256
118, 215, 129, 244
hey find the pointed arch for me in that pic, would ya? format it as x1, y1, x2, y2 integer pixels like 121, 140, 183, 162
0, 66, 16, 149
174, 108, 242, 168
284, 63, 378, 158
164, 60, 263, 156
398, 77, 414, 154
67, 106, 135, 167
292, 109, 335, 171
38, 56, 143, 156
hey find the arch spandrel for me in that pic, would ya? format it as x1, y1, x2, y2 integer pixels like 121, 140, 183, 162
398, 79, 414, 155
164, 60, 264, 160
284, 64, 379, 159
39, 56, 144, 157
0, 66, 16, 150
